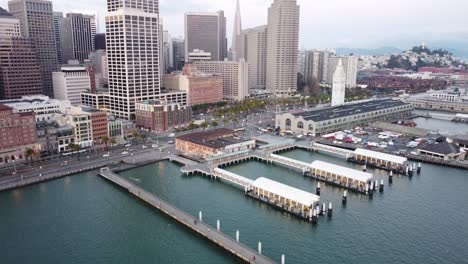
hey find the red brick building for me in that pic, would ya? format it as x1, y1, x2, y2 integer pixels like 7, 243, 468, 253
0, 105, 38, 165
84, 109, 108, 143
135, 100, 192, 133
162, 64, 224, 106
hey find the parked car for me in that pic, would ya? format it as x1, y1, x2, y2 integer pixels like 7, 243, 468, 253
122, 151, 129, 155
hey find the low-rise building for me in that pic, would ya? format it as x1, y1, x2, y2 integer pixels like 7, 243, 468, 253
176, 128, 256, 158
82, 108, 108, 144
0, 105, 38, 165
0, 95, 72, 123
53, 63, 92, 106
162, 65, 224, 106
417, 142, 466, 161
135, 100, 192, 133
276, 99, 413, 136
406, 98, 468, 113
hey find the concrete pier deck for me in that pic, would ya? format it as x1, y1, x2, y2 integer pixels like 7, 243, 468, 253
98, 170, 277, 264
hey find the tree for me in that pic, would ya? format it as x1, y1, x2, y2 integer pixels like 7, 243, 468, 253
211, 120, 219, 128
24, 148, 34, 163
232, 118, 238, 128
110, 138, 117, 147
68, 143, 81, 161
101, 136, 110, 150
201, 122, 208, 131
222, 118, 228, 127
132, 130, 139, 143
32, 150, 41, 163
188, 122, 197, 132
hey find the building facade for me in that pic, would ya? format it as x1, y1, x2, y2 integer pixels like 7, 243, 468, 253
239, 25, 267, 90
184, 11, 227, 62
193, 60, 249, 101
266, 0, 300, 96
230, 0, 242, 62
162, 67, 223, 106
135, 100, 192, 133
0, 105, 37, 165
0, 7, 42, 99
328, 56, 358, 88
8, 0, 58, 97
276, 99, 413, 136
331, 59, 346, 107
176, 128, 255, 158
53, 64, 91, 106
83, 108, 109, 144
303, 50, 331, 84
171, 38, 185, 71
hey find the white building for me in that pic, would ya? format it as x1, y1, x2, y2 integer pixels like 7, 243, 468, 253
230, 0, 242, 62
0, 8, 21, 37
0, 95, 71, 122
328, 56, 358, 88
64, 107, 93, 148
193, 60, 249, 101
53, 64, 91, 106
187, 49, 212, 62
266, 0, 300, 96
239, 25, 267, 90
331, 59, 346, 107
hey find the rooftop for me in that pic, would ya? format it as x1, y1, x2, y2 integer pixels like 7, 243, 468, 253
251, 177, 320, 207
310, 160, 373, 182
0, 104, 13, 111
354, 148, 408, 165
177, 129, 249, 149
0, 7, 13, 18
291, 99, 410, 122
418, 142, 461, 155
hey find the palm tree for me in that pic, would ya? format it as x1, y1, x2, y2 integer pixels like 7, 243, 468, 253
32, 150, 41, 163
110, 138, 117, 147
101, 136, 110, 150
188, 122, 197, 132
222, 118, 228, 128
68, 143, 81, 160
211, 120, 219, 129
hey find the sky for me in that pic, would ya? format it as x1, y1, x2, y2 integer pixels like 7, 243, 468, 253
1, 0, 467, 52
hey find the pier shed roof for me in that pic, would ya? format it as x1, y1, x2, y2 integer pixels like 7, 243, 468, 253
310, 161, 373, 183
354, 148, 407, 165
251, 178, 320, 207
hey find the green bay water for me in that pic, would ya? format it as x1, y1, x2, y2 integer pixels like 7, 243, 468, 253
1, 150, 468, 263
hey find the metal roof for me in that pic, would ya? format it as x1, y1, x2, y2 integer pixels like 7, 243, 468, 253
354, 148, 407, 165
291, 99, 409, 122
251, 177, 320, 207
310, 160, 373, 182
0, 7, 14, 18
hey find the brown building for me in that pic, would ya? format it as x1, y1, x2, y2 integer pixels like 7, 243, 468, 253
135, 100, 192, 133
176, 128, 256, 158
162, 64, 224, 106
0, 37, 43, 99
84, 109, 108, 143
0, 104, 38, 165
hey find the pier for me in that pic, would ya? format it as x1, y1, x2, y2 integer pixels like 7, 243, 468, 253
98, 169, 277, 264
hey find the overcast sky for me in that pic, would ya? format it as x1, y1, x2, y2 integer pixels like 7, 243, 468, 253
1, 0, 467, 50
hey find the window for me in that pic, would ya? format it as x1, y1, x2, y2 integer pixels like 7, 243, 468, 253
285, 119, 291, 128
297, 122, 304, 129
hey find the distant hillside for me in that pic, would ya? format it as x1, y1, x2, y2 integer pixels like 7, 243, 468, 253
336, 47, 402, 56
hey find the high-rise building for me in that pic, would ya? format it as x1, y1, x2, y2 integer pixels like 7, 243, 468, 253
8, 0, 58, 98
266, 0, 300, 96
94, 33, 106, 50
0, 7, 42, 99
105, 0, 161, 120
185, 11, 227, 62
52, 63, 91, 106
331, 59, 346, 107
303, 50, 331, 84
172, 38, 185, 71
230, 0, 242, 62
55, 13, 94, 64
193, 59, 249, 101
328, 56, 358, 88
239, 25, 267, 90
161, 30, 171, 74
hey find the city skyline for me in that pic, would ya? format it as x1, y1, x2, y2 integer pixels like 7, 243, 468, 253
1, 0, 467, 54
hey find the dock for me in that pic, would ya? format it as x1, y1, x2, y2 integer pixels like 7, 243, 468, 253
98, 169, 277, 264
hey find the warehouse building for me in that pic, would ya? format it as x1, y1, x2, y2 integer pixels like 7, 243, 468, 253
276, 99, 413, 136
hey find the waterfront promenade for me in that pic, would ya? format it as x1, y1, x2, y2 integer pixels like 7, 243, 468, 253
99, 170, 277, 264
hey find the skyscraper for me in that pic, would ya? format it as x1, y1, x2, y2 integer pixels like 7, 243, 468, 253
240, 25, 267, 90
230, 0, 242, 62
185, 11, 227, 62
172, 38, 185, 71
8, 0, 58, 98
52, 12, 65, 64
303, 50, 332, 85
0, 7, 42, 99
266, 0, 300, 96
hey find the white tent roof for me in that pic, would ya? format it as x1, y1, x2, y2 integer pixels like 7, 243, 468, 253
354, 148, 407, 165
310, 160, 373, 182
251, 177, 320, 207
